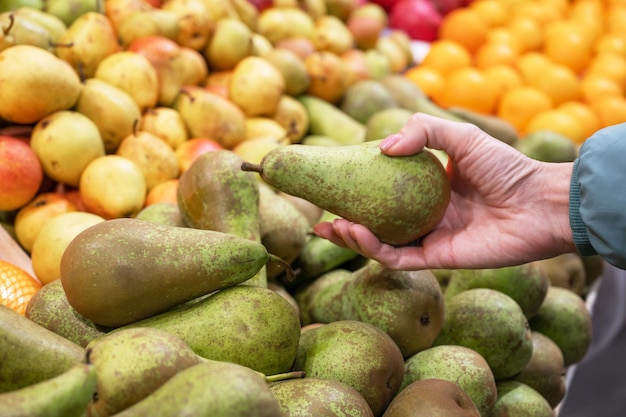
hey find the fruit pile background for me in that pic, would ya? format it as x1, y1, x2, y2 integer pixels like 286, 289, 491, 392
0, 0, 615, 416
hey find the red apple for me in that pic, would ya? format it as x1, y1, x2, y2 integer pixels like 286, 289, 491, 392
247, 0, 272, 12
369, 0, 402, 12
389, 0, 443, 42
0, 136, 44, 211
433, 0, 467, 15
175, 138, 224, 173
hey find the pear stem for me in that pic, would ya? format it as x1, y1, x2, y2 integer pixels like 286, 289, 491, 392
269, 254, 295, 282
265, 370, 306, 384
241, 162, 263, 173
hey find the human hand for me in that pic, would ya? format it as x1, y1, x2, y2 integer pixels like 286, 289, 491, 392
313, 113, 575, 270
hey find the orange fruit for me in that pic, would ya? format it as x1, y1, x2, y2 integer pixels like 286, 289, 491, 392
506, 16, 544, 52
0, 260, 42, 315
558, 101, 601, 143
527, 62, 582, 106
475, 40, 519, 68
607, 5, 626, 38
470, 0, 511, 27
509, 1, 561, 27
483, 64, 523, 94
590, 95, 626, 127
525, 109, 586, 143
419, 39, 472, 76
437, 67, 500, 114
145, 178, 179, 206
404, 65, 445, 100
586, 52, 626, 91
543, 21, 593, 74
486, 28, 524, 52
515, 52, 553, 84
580, 73, 624, 104
497, 85, 554, 133
594, 33, 626, 57
438, 8, 490, 54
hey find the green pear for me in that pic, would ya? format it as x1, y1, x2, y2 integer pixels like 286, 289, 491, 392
94, 51, 159, 111
515, 130, 578, 162
365, 107, 413, 142
74, 78, 142, 153
270, 377, 374, 417
434, 288, 533, 380
12, 6, 67, 44
204, 17, 253, 71
490, 381, 555, 417
513, 331, 566, 408
60, 218, 271, 327
55, 11, 122, 79
339, 79, 398, 124
0, 305, 85, 392
288, 212, 360, 287
0, 0, 43, 12
43, 0, 103, 26
0, 44, 81, 124
401, 345, 497, 417
24, 279, 107, 348
444, 263, 550, 319
297, 94, 366, 145
262, 49, 311, 97
241, 141, 451, 246
528, 286, 592, 367
134, 202, 186, 227
383, 378, 480, 417
111, 360, 282, 417
531, 253, 586, 295
278, 191, 323, 226
378, 74, 464, 122
0, 10, 54, 52
176, 149, 266, 287
85, 327, 207, 417
297, 261, 445, 358
30, 110, 105, 188
121, 285, 302, 376
293, 320, 405, 417
259, 183, 311, 279
294, 268, 353, 325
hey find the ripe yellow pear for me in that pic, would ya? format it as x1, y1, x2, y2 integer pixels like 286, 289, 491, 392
31, 211, 105, 285
0, 45, 81, 124
229, 56, 285, 116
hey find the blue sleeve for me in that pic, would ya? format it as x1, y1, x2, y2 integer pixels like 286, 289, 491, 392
569, 122, 626, 270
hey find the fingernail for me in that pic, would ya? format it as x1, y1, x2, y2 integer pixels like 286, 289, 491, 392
380, 134, 399, 151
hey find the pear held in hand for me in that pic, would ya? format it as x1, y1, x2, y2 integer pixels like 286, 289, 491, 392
241, 141, 451, 246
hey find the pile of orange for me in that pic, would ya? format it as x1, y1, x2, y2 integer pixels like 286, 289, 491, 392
404, 0, 626, 144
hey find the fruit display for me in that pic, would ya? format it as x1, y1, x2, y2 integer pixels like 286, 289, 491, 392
0, 0, 611, 416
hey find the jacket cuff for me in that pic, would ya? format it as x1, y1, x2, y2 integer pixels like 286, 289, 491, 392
569, 159, 597, 256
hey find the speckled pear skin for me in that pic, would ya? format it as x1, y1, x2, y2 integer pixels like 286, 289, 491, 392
241, 141, 451, 246
111, 360, 283, 417
270, 377, 375, 417
85, 327, 207, 417
60, 218, 270, 328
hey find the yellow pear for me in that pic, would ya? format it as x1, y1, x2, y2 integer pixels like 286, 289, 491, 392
74, 78, 143, 153
139, 107, 189, 149
262, 48, 311, 96
312, 15, 354, 55
79, 155, 147, 220
116, 9, 180, 48
30, 110, 105, 187
229, 56, 286, 116
271, 95, 310, 143
162, 0, 213, 51
256, 8, 316, 45
204, 18, 253, 71
94, 51, 160, 111
30, 211, 105, 285
116, 131, 180, 191
55, 11, 121, 79
177, 47, 209, 86
0, 44, 81, 124
245, 117, 288, 141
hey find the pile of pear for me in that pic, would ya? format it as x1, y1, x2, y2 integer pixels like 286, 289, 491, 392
0, 0, 601, 416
